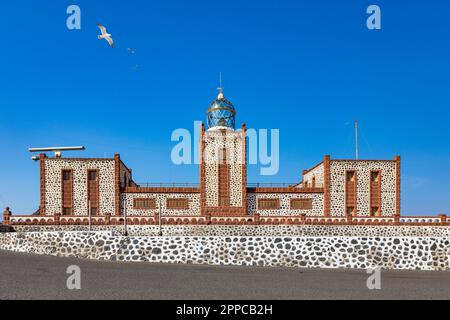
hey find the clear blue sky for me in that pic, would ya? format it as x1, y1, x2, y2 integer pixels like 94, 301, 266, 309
1, 0, 449, 216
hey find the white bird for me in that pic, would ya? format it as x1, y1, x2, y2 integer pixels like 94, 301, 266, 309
97, 24, 114, 48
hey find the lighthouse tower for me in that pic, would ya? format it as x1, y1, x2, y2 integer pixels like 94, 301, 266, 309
200, 86, 247, 218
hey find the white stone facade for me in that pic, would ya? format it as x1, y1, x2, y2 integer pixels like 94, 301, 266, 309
31, 154, 400, 221
329, 160, 397, 217
44, 158, 116, 216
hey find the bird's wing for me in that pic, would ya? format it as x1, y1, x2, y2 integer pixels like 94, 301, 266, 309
97, 24, 107, 35
105, 36, 114, 48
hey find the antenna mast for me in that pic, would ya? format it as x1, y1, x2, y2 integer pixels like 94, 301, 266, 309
355, 120, 359, 160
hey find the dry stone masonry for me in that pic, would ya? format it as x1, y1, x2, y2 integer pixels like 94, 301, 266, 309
0, 230, 449, 271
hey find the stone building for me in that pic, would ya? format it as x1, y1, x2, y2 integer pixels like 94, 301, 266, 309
4, 88, 413, 226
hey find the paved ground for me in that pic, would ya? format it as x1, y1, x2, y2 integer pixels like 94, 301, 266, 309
0, 250, 449, 300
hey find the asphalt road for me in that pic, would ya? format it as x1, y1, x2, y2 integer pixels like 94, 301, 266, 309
0, 250, 449, 300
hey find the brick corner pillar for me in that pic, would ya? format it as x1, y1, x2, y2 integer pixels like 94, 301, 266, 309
2, 207, 11, 225
438, 214, 447, 225
323, 155, 331, 216
39, 153, 47, 216
394, 155, 401, 218
114, 154, 121, 216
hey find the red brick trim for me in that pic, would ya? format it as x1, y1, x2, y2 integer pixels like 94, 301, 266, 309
395, 156, 401, 216
6, 213, 448, 226
119, 159, 132, 176
39, 154, 47, 215
114, 154, 121, 216
199, 123, 206, 216
323, 155, 331, 216
241, 123, 248, 214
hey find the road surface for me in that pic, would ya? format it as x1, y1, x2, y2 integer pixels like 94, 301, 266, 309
0, 250, 449, 300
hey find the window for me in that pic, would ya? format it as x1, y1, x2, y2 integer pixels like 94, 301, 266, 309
290, 199, 313, 210
371, 171, 380, 183
345, 171, 357, 215
370, 171, 381, 216
87, 170, 99, 215
166, 198, 189, 210
258, 199, 280, 210
88, 170, 98, 181
134, 198, 157, 210
346, 171, 355, 182
62, 170, 73, 215
63, 170, 72, 181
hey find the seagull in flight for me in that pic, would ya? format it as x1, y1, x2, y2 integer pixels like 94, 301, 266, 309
97, 24, 114, 48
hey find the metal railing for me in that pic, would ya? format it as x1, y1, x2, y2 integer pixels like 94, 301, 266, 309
247, 183, 298, 188
132, 182, 324, 189
248, 183, 324, 188
135, 183, 200, 188
298, 183, 324, 189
